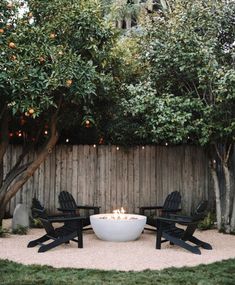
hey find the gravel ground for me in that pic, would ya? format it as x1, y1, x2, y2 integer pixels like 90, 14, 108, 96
1, 219, 235, 272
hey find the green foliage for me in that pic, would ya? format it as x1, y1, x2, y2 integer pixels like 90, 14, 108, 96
12, 225, 28, 235
30, 218, 43, 229
0, 227, 9, 238
198, 212, 216, 231
0, 258, 235, 285
0, 0, 120, 145
120, 0, 235, 146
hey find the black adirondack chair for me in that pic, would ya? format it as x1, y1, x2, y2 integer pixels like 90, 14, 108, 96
58, 191, 100, 229
27, 198, 84, 253
139, 191, 181, 230
156, 200, 212, 254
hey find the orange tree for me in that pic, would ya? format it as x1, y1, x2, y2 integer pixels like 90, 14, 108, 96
0, 0, 117, 224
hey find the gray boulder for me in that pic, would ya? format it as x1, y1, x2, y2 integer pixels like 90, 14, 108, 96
12, 203, 29, 230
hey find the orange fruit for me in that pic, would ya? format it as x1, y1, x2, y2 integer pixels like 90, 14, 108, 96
50, 33, 56, 39
39, 56, 45, 63
28, 108, 35, 114
10, 55, 17, 61
66, 79, 73, 87
7, 3, 13, 9
0, 29, 4, 34
9, 42, 16, 49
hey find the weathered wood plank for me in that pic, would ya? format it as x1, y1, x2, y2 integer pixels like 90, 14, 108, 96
3, 145, 213, 216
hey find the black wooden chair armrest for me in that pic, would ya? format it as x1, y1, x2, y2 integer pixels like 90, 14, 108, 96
157, 215, 194, 224
47, 213, 68, 220
163, 208, 182, 213
139, 206, 163, 210
76, 205, 100, 210
58, 206, 100, 211
48, 216, 85, 223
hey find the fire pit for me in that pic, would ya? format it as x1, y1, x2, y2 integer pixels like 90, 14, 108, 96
90, 208, 146, 242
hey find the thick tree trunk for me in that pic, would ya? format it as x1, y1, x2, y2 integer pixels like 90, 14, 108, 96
211, 143, 235, 233
0, 113, 59, 225
223, 163, 232, 233
210, 160, 222, 230
0, 106, 9, 188
230, 193, 235, 232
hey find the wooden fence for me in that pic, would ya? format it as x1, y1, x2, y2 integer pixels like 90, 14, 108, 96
3, 145, 212, 215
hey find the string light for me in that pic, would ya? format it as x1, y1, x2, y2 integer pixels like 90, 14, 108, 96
142, 146, 145, 149
66, 138, 69, 143
165, 142, 168, 146
85, 120, 90, 128
116, 146, 119, 150
93, 144, 96, 148
44, 130, 48, 135
99, 137, 104, 144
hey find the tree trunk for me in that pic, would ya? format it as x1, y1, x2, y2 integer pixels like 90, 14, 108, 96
230, 193, 235, 232
210, 160, 222, 230
210, 143, 235, 233
0, 113, 59, 225
223, 163, 232, 233
0, 106, 9, 189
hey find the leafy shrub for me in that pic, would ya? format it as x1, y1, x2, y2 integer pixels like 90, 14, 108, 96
30, 217, 43, 228
12, 225, 28, 235
198, 212, 216, 230
0, 226, 9, 237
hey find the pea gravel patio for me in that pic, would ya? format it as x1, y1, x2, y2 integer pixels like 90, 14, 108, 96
1, 219, 235, 271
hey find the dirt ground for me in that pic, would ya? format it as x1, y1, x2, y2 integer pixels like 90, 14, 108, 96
1, 219, 235, 271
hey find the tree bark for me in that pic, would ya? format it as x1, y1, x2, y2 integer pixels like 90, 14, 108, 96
0, 106, 9, 188
230, 193, 235, 232
0, 113, 59, 225
223, 163, 232, 233
210, 159, 222, 230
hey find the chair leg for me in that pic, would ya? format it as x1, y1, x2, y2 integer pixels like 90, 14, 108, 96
188, 236, 212, 250
77, 222, 83, 248
38, 231, 83, 252
156, 230, 162, 249
163, 233, 201, 254
38, 238, 65, 253
27, 235, 50, 248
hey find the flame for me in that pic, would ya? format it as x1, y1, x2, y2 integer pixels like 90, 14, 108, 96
112, 207, 126, 219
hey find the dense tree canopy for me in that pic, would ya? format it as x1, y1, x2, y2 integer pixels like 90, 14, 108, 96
0, 0, 119, 224
122, 0, 235, 146
121, 0, 235, 232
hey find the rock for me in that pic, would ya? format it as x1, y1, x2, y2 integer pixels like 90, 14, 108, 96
12, 203, 29, 230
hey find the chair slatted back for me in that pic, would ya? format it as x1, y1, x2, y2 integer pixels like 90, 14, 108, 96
162, 191, 181, 212
183, 200, 208, 237
31, 198, 55, 236
59, 191, 77, 210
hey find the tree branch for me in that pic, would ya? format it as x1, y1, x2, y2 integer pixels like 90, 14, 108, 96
0, 106, 9, 163
225, 143, 232, 164
0, 162, 31, 197
2, 109, 59, 205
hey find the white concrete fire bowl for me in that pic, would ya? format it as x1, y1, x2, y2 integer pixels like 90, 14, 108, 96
90, 213, 147, 242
